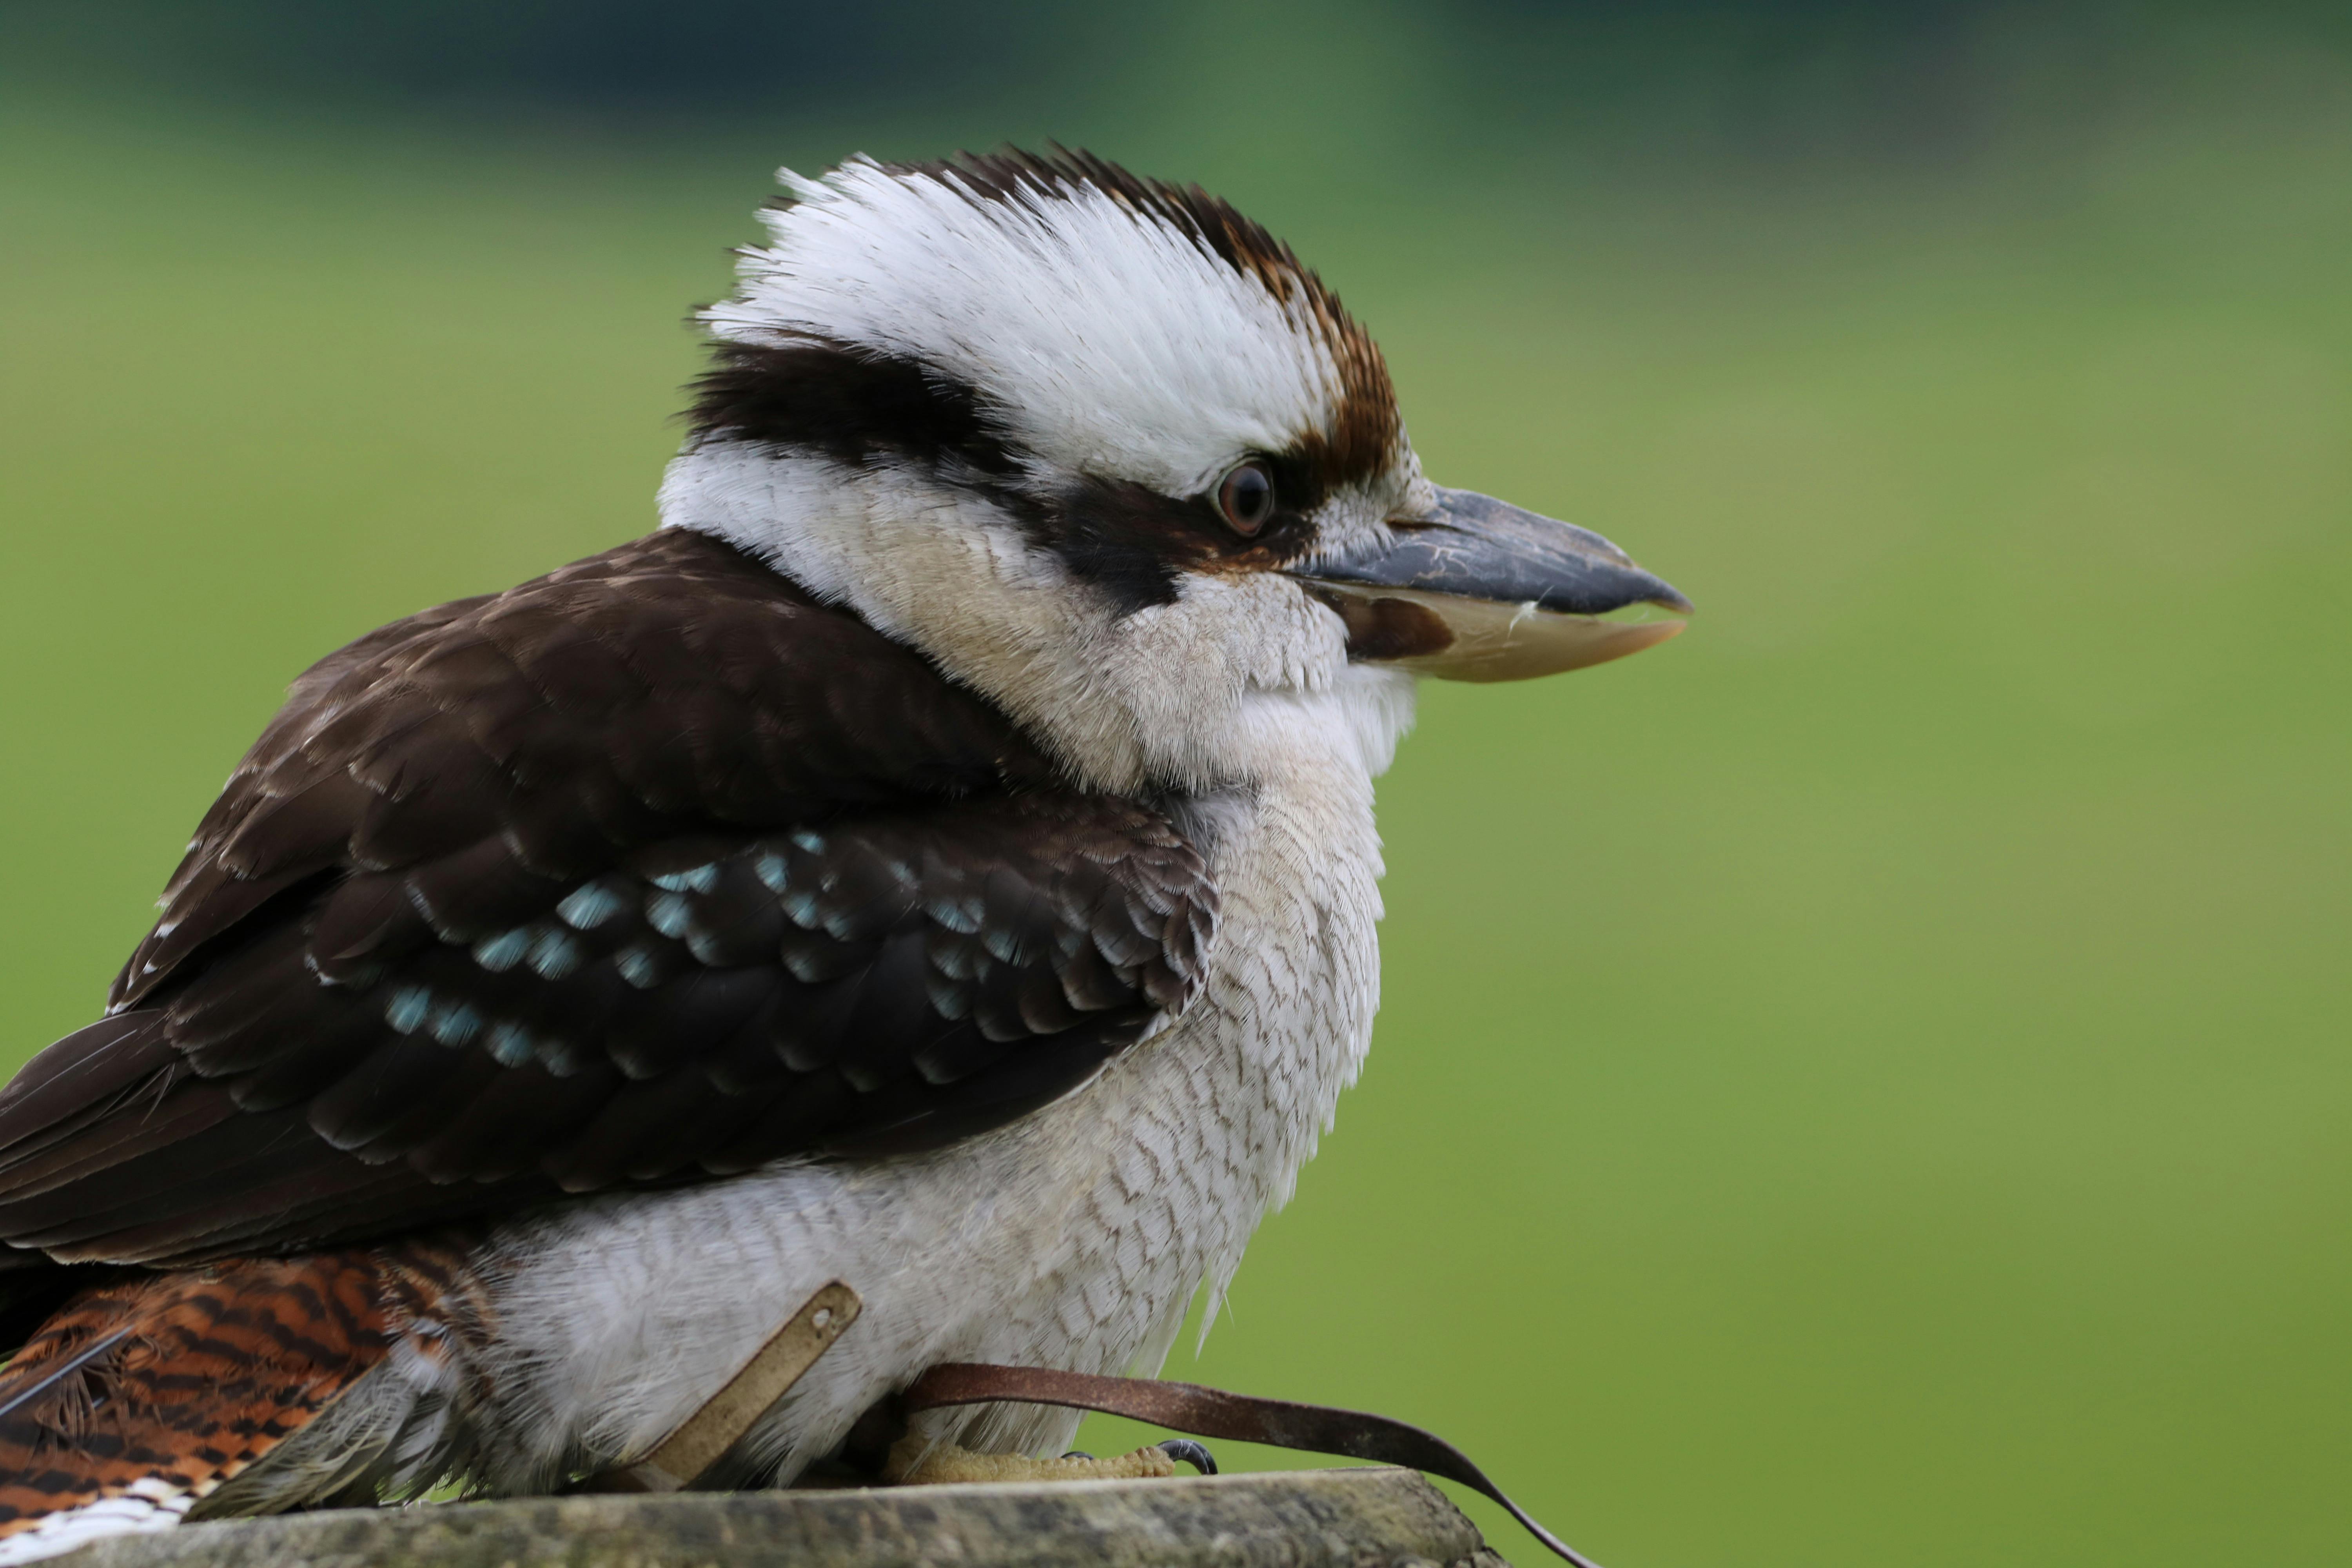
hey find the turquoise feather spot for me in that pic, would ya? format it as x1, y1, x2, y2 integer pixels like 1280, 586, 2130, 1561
536, 1036, 586, 1078
926, 896, 982, 935
487, 1021, 535, 1067
430, 1001, 482, 1047
556, 881, 628, 930
384, 985, 432, 1034
648, 864, 718, 893
472, 928, 531, 973
528, 927, 583, 980
646, 891, 694, 940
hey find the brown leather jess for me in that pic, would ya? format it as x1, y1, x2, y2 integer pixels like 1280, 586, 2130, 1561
583, 1282, 1604, 1567
899, 1363, 1606, 1568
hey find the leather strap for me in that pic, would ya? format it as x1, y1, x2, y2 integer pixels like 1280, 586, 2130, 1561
583, 1281, 862, 1493
902, 1363, 1605, 1568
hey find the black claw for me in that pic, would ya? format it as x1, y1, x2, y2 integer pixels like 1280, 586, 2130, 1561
1060, 1450, 1095, 1461
1158, 1439, 1217, 1475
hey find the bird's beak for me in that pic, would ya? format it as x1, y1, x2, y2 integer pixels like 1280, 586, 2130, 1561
1288, 486, 1691, 682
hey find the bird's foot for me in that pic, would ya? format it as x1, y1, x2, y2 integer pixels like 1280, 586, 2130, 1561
886, 1435, 1216, 1485
1065, 1440, 1216, 1475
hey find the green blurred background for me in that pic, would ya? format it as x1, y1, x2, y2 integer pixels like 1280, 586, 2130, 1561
2, 3, 2346, 1563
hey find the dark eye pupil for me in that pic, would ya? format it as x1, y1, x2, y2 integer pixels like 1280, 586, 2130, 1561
1221, 465, 1274, 532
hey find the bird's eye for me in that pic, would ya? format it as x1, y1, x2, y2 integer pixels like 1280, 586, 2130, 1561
1215, 461, 1276, 536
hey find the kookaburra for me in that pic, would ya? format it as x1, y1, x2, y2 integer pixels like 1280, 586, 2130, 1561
0, 151, 1686, 1560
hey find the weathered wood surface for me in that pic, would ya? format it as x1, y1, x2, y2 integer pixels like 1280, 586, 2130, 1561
56, 1468, 1509, 1568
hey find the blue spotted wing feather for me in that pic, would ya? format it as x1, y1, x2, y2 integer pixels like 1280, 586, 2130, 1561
0, 531, 1216, 1268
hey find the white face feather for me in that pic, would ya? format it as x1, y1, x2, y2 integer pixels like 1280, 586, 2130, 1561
664, 155, 1426, 795
702, 157, 1356, 498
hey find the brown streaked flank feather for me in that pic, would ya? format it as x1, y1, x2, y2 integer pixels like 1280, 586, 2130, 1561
0, 1243, 477, 1540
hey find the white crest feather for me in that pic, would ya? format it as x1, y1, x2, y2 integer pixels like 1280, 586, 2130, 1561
701, 157, 1348, 495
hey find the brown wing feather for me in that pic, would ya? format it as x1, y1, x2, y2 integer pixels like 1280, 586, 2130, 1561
2, 530, 1218, 1269
113, 530, 1052, 1009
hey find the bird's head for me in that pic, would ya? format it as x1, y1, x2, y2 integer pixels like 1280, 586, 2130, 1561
660, 151, 1688, 794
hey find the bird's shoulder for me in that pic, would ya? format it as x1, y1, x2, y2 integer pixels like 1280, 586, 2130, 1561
114, 527, 1056, 1010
